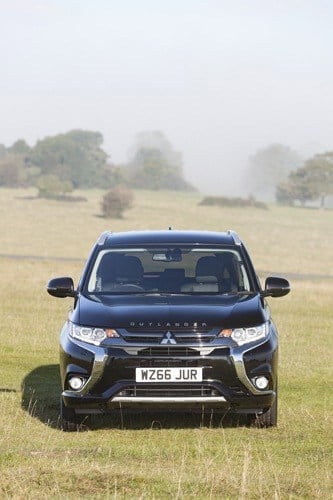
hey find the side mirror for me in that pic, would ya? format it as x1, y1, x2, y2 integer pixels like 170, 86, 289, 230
263, 276, 290, 298
47, 277, 76, 298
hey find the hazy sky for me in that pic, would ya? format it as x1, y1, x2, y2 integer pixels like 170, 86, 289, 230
1, 0, 333, 194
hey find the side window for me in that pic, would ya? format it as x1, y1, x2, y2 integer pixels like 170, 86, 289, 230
217, 251, 251, 292
87, 251, 122, 292
238, 261, 250, 291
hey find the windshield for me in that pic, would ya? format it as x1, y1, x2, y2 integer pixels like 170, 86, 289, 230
86, 246, 252, 294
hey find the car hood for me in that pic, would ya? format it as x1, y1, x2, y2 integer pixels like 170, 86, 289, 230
73, 293, 267, 328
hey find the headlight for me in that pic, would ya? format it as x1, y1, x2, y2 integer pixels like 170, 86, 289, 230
218, 323, 268, 346
70, 323, 120, 345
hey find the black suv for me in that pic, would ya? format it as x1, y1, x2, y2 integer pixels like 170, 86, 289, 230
47, 230, 290, 430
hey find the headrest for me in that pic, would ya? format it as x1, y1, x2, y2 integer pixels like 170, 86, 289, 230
116, 256, 143, 282
195, 256, 218, 278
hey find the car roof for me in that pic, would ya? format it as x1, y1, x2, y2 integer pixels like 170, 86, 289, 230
97, 230, 242, 247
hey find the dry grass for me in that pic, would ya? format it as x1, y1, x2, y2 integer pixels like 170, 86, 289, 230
1, 187, 333, 275
0, 188, 332, 498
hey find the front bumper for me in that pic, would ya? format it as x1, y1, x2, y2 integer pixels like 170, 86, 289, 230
60, 325, 278, 415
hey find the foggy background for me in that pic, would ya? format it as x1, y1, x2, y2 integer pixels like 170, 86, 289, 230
1, 0, 332, 195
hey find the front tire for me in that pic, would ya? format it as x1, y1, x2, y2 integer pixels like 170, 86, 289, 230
60, 397, 89, 432
248, 393, 278, 428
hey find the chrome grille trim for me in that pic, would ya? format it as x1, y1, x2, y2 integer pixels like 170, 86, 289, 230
118, 327, 218, 345
138, 347, 200, 357
111, 396, 227, 403
121, 346, 218, 356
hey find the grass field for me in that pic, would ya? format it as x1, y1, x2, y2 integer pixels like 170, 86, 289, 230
0, 188, 332, 498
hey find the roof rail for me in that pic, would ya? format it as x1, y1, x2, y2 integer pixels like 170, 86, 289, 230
227, 230, 242, 245
97, 231, 112, 245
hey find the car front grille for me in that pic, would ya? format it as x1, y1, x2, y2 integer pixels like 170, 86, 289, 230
138, 347, 200, 357
116, 385, 218, 398
120, 328, 217, 344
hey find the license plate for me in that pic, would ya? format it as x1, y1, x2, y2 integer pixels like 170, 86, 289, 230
136, 367, 202, 383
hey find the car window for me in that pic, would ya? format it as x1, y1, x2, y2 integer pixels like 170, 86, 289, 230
86, 247, 251, 294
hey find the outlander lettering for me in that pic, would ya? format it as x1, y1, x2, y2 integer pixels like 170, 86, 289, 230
129, 321, 208, 328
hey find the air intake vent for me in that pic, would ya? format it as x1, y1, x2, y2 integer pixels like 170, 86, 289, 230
139, 347, 200, 357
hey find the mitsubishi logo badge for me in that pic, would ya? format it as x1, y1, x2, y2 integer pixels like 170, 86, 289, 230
160, 331, 177, 345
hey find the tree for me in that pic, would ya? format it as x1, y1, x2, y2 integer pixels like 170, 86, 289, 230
31, 130, 108, 188
99, 162, 128, 188
126, 131, 194, 191
246, 144, 302, 202
276, 180, 315, 206
277, 152, 333, 207
0, 144, 7, 159
37, 174, 73, 199
0, 140, 35, 187
299, 152, 333, 207
128, 130, 183, 168
0, 154, 34, 187
7, 139, 32, 156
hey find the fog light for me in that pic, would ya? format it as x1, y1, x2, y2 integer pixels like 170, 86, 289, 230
68, 376, 85, 391
252, 376, 269, 390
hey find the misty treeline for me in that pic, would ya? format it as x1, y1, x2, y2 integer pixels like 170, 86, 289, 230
0, 130, 332, 207
246, 144, 333, 208
0, 130, 194, 199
